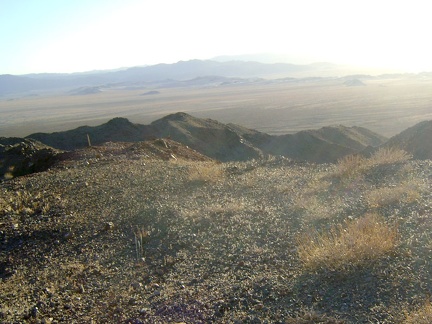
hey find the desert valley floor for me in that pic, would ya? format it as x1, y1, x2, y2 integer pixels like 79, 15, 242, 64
2, 77, 432, 138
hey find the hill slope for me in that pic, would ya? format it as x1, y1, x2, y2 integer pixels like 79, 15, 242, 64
0, 138, 62, 179
150, 112, 262, 161
28, 117, 155, 151
383, 120, 432, 160
237, 125, 387, 163
26, 113, 387, 163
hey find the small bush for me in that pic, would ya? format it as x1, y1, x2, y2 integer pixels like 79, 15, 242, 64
334, 147, 411, 179
133, 226, 150, 260
369, 147, 412, 166
403, 301, 432, 324
334, 154, 366, 178
365, 183, 420, 208
297, 213, 398, 271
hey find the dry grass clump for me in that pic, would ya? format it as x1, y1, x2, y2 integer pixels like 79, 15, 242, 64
365, 183, 420, 208
0, 195, 9, 213
1, 190, 54, 216
286, 309, 346, 323
297, 213, 398, 271
133, 226, 150, 260
188, 161, 224, 182
403, 301, 432, 324
334, 154, 366, 178
4, 167, 15, 180
368, 147, 412, 166
334, 147, 411, 179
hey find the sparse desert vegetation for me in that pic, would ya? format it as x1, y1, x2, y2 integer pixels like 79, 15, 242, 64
403, 300, 432, 324
296, 213, 399, 271
186, 161, 225, 183
334, 147, 412, 179
1, 140, 432, 323
3, 2, 432, 322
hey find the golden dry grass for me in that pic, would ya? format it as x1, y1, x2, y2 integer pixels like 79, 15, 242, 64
334, 154, 367, 178
187, 161, 224, 183
1, 190, 55, 216
334, 147, 411, 179
2, 154, 432, 322
368, 147, 412, 166
403, 301, 432, 324
365, 183, 420, 208
297, 213, 398, 271
286, 308, 346, 323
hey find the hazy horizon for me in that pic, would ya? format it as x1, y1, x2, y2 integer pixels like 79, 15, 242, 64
2, 55, 411, 77
2, 0, 432, 75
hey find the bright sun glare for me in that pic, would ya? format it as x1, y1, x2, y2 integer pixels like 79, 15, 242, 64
1, 0, 432, 74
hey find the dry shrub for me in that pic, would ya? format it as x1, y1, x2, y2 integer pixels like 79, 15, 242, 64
365, 183, 420, 208
369, 147, 412, 166
334, 147, 411, 179
133, 226, 150, 260
297, 213, 398, 271
0, 196, 9, 214
2, 190, 53, 215
403, 301, 432, 324
286, 308, 346, 323
188, 162, 224, 182
334, 154, 366, 178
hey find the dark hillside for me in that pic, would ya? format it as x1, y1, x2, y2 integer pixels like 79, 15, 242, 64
150, 112, 262, 161
27, 118, 155, 151
0, 138, 62, 179
258, 125, 387, 163
227, 123, 273, 147
26, 113, 387, 163
311, 125, 387, 149
262, 131, 355, 163
383, 120, 432, 160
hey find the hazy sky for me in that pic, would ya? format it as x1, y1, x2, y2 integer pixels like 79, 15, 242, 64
1, 0, 432, 74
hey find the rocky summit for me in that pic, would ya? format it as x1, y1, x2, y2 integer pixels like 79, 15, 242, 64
2, 114, 432, 323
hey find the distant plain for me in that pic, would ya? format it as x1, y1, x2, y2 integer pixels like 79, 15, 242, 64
1, 77, 432, 138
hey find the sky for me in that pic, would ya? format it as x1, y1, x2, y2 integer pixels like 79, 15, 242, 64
1, 0, 432, 75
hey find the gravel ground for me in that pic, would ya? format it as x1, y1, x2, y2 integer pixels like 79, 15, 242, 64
1, 145, 432, 323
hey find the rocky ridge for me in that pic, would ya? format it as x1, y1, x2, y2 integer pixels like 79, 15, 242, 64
2, 114, 432, 181
25, 112, 389, 163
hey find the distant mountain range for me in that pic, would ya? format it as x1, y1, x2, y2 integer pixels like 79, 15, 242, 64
0, 60, 318, 96
2, 59, 429, 96
20, 112, 410, 163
